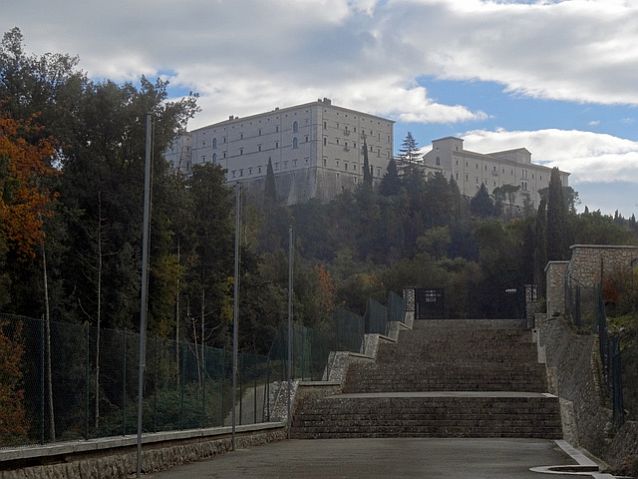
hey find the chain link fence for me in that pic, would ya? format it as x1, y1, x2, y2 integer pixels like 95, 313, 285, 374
0, 290, 407, 448
0, 314, 278, 448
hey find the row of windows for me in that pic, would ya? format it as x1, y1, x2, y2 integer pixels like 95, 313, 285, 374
455, 172, 533, 193
202, 122, 304, 148
450, 159, 544, 181
230, 157, 308, 178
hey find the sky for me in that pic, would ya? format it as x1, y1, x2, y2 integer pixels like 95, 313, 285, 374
2, 0, 637, 216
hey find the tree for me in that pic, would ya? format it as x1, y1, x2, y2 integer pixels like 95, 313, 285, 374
0, 115, 55, 258
265, 157, 277, 203
534, 198, 548, 295
0, 321, 29, 445
546, 167, 568, 261
362, 139, 372, 188
379, 158, 401, 196
398, 132, 420, 164
470, 184, 495, 218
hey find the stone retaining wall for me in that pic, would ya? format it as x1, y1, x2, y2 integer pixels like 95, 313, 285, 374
567, 245, 638, 288
0, 427, 285, 479
536, 313, 638, 474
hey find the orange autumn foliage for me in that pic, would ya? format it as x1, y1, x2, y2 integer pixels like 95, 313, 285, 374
0, 320, 29, 443
315, 263, 336, 316
0, 115, 55, 257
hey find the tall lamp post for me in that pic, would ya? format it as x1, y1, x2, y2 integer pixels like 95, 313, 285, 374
136, 114, 153, 477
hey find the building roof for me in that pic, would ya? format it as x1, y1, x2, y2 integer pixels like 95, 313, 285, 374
189, 99, 395, 133
432, 136, 464, 142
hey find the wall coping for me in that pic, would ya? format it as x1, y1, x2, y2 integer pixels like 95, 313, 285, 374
0, 422, 285, 463
569, 244, 638, 251
544, 260, 569, 273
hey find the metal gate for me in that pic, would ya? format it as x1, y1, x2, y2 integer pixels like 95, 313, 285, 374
415, 288, 445, 319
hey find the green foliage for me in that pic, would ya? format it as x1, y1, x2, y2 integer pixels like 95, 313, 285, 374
379, 158, 401, 196
546, 167, 569, 261
470, 183, 495, 218
398, 132, 420, 163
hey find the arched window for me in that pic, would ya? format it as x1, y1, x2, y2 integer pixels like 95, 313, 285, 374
213, 138, 217, 149
212, 153, 217, 162
436, 156, 440, 166
293, 121, 298, 133
293, 137, 298, 149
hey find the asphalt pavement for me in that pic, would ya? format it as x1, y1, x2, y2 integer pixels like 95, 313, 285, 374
147, 437, 583, 479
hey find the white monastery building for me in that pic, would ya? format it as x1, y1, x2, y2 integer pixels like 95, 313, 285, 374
421, 137, 569, 210
164, 98, 394, 203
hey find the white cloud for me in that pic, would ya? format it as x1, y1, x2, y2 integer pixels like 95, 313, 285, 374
588, 120, 600, 126
461, 128, 638, 184
3, 0, 638, 127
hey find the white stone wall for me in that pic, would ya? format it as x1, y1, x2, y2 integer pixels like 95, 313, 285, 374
164, 99, 394, 202
422, 137, 569, 209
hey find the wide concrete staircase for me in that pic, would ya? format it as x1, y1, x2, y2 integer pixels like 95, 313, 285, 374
291, 319, 563, 439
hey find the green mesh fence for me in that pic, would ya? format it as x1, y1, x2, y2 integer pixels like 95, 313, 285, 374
387, 291, 406, 324
364, 298, 388, 335
0, 314, 279, 448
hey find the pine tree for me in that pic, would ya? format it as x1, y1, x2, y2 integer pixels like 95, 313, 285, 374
398, 132, 420, 164
264, 157, 277, 203
379, 158, 401, 196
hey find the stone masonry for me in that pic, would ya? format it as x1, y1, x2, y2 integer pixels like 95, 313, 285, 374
291, 319, 562, 439
567, 244, 638, 288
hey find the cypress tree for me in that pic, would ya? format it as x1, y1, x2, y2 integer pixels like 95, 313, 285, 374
264, 157, 277, 203
379, 158, 401, 196
362, 139, 373, 187
546, 167, 567, 261
534, 197, 548, 295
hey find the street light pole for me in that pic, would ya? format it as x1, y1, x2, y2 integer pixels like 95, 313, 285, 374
231, 183, 241, 450
287, 226, 294, 438
136, 113, 153, 477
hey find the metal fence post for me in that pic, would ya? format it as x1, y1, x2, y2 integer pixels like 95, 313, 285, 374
40, 318, 45, 445
85, 323, 90, 439
122, 331, 127, 436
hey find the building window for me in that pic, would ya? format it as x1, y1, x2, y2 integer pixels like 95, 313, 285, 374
275, 141, 279, 148
455, 172, 459, 180
223, 136, 227, 143
202, 155, 206, 162
213, 138, 217, 149
436, 156, 440, 166
344, 163, 348, 170
293, 137, 298, 149
276, 125, 279, 133
232, 170, 236, 177
275, 162, 279, 170
223, 151, 227, 159
293, 121, 298, 133
240, 133, 243, 140
240, 169, 243, 177
213, 153, 217, 162
240, 148, 243, 155
249, 167, 253, 175
305, 136, 308, 143
258, 145, 262, 152
377, 149, 380, 158
259, 166, 262, 174
258, 128, 262, 136
323, 121, 327, 129
323, 137, 327, 146
293, 159, 297, 167
323, 158, 327, 167
337, 139, 340, 145
345, 142, 348, 149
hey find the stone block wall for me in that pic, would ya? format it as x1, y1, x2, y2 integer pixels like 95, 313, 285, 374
545, 261, 569, 317
567, 244, 638, 287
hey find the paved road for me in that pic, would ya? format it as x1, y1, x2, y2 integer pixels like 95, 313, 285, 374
148, 438, 581, 478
